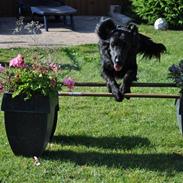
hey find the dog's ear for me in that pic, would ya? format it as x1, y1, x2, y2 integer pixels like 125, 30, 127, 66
127, 23, 139, 46
96, 18, 116, 40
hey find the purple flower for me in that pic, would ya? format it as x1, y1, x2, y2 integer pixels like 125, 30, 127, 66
63, 77, 75, 91
169, 64, 180, 74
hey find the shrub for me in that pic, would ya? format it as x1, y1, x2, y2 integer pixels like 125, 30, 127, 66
168, 60, 183, 92
0, 54, 60, 99
132, 0, 183, 28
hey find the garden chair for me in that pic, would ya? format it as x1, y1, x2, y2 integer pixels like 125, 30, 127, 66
18, 0, 77, 31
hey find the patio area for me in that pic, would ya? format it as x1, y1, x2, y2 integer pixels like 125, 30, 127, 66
0, 16, 100, 48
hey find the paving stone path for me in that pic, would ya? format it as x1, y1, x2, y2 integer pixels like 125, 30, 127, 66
0, 16, 101, 48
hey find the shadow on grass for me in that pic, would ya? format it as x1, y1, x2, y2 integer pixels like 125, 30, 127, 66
59, 48, 80, 71
59, 64, 80, 71
45, 135, 183, 172
52, 135, 151, 150
43, 150, 183, 172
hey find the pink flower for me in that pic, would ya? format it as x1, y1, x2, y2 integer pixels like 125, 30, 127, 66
0, 64, 5, 72
9, 54, 26, 68
49, 63, 58, 72
63, 77, 75, 91
0, 83, 4, 93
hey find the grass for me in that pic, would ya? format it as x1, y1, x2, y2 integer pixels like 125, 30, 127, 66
0, 25, 183, 183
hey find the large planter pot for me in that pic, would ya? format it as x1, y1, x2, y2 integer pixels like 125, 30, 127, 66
1, 93, 59, 157
176, 96, 183, 135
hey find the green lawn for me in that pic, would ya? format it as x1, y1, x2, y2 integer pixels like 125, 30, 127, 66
0, 25, 183, 183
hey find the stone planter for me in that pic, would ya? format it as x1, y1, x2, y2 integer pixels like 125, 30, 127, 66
1, 93, 59, 157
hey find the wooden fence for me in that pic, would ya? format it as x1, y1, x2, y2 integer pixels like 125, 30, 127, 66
65, 0, 129, 15
0, 0, 17, 17
0, 0, 129, 17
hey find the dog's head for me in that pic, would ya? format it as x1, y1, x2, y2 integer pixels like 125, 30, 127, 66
96, 18, 139, 71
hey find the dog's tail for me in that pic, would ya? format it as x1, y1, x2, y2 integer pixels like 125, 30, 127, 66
138, 33, 166, 59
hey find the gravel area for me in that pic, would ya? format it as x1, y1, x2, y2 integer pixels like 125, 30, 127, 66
0, 16, 101, 48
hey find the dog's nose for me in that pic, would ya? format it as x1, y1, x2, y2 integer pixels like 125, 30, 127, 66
115, 57, 119, 63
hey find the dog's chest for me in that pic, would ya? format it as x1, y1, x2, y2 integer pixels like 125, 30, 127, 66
114, 69, 126, 78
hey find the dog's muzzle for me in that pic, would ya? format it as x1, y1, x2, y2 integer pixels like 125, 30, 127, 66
114, 58, 122, 71
114, 64, 122, 71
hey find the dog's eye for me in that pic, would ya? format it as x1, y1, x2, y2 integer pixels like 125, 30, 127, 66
111, 40, 119, 47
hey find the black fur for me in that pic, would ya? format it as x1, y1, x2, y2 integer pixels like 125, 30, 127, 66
96, 18, 166, 101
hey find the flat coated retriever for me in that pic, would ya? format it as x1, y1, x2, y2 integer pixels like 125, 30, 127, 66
96, 18, 166, 102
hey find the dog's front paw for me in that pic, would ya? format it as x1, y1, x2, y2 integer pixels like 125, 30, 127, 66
112, 89, 124, 102
107, 83, 112, 93
120, 85, 131, 100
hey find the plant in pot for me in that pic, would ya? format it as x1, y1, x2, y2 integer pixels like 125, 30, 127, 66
168, 60, 183, 135
0, 54, 60, 157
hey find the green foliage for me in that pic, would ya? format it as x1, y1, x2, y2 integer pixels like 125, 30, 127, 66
132, 0, 183, 28
0, 56, 59, 99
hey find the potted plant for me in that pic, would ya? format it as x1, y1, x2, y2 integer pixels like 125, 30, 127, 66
168, 60, 183, 135
0, 54, 60, 156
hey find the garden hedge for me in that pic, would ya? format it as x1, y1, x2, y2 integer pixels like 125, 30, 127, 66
132, 0, 183, 28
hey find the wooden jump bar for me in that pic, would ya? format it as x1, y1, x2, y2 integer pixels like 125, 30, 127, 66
59, 92, 180, 99
61, 82, 177, 88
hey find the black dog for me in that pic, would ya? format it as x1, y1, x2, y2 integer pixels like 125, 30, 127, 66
96, 18, 166, 101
